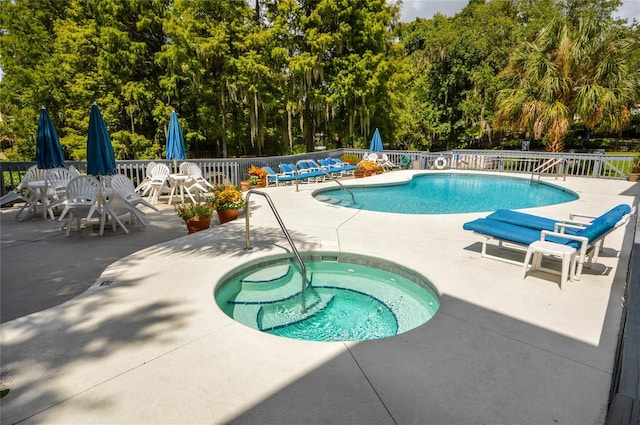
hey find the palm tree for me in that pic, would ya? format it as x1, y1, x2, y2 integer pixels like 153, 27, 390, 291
495, 18, 638, 152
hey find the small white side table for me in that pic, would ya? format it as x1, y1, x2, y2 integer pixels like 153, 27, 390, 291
523, 240, 577, 289
168, 174, 188, 204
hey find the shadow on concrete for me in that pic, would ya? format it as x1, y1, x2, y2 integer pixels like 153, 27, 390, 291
228, 293, 616, 424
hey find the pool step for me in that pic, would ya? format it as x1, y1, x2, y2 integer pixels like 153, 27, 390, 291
230, 270, 313, 305
257, 292, 334, 332
241, 265, 292, 290
315, 194, 355, 207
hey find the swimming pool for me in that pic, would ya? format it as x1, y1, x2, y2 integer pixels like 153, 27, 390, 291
314, 173, 578, 214
215, 253, 440, 342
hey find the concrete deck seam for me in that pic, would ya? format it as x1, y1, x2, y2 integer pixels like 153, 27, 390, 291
344, 343, 399, 425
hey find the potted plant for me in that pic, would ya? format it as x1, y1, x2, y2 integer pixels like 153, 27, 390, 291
628, 154, 640, 182
247, 165, 268, 188
174, 198, 216, 233
213, 184, 246, 223
356, 160, 379, 177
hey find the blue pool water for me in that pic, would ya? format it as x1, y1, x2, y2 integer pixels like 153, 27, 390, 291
314, 173, 578, 214
215, 253, 440, 342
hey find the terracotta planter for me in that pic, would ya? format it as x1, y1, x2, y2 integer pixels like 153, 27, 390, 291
217, 208, 240, 224
242, 178, 266, 191
628, 173, 640, 182
185, 216, 212, 234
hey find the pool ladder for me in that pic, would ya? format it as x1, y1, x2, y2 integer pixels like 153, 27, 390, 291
531, 158, 566, 183
244, 190, 310, 311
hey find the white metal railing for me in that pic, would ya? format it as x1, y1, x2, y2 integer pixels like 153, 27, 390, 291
1, 149, 636, 196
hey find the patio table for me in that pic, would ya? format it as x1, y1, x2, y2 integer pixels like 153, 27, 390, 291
24, 180, 47, 219
168, 173, 188, 204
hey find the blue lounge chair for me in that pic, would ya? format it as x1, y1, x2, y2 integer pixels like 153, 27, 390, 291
463, 206, 634, 280
318, 159, 343, 176
487, 204, 633, 259
263, 166, 296, 187
487, 204, 631, 235
327, 157, 356, 174
296, 161, 325, 182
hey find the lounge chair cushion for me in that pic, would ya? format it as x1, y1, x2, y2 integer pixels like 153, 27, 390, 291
487, 209, 559, 231
487, 204, 632, 234
462, 218, 573, 246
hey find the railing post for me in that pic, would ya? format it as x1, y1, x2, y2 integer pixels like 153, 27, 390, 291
592, 153, 603, 177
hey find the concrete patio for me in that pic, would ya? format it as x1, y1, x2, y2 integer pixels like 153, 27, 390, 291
1, 170, 638, 424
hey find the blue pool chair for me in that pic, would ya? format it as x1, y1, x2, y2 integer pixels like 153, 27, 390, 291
487, 204, 633, 257
327, 157, 356, 174
463, 206, 634, 280
263, 166, 296, 187
487, 204, 632, 234
296, 161, 325, 182
318, 159, 343, 176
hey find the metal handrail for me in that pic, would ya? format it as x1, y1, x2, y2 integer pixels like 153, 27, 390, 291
531, 158, 565, 183
303, 159, 356, 205
244, 189, 309, 311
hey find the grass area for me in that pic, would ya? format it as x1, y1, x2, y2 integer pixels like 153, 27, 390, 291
606, 152, 638, 156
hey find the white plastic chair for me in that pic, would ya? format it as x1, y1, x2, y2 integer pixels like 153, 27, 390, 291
135, 161, 156, 194
111, 174, 158, 213
381, 154, 396, 169
58, 175, 101, 237
183, 163, 214, 201
68, 165, 82, 176
179, 162, 191, 175
146, 163, 171, 205
1, 167, 33, 208
43, 168, 76, 219
15, 166, 47, 220
98, 190, 141, 236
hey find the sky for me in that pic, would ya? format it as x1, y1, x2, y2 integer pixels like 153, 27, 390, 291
400, 0, 640, 22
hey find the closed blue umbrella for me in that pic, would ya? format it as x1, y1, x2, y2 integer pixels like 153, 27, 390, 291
87, 102, 116, 176
370, 128, 383, 152
166, 110, 186, 161
36, 106, 65, 169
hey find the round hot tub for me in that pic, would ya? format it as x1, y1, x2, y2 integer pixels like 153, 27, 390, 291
215, 253, 440, 342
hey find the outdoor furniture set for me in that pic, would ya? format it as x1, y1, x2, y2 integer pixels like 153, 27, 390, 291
136, 162, 215, 205
9, 166, 156, 237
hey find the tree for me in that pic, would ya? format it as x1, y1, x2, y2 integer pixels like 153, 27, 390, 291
265, 0, 400, 152
495, 17, 639, 152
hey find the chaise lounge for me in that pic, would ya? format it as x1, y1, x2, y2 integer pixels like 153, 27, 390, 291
462, 204, 634, 282
263, 166, 297, 187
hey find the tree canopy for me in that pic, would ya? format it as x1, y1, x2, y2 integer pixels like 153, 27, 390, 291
0, 0, 638, 161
